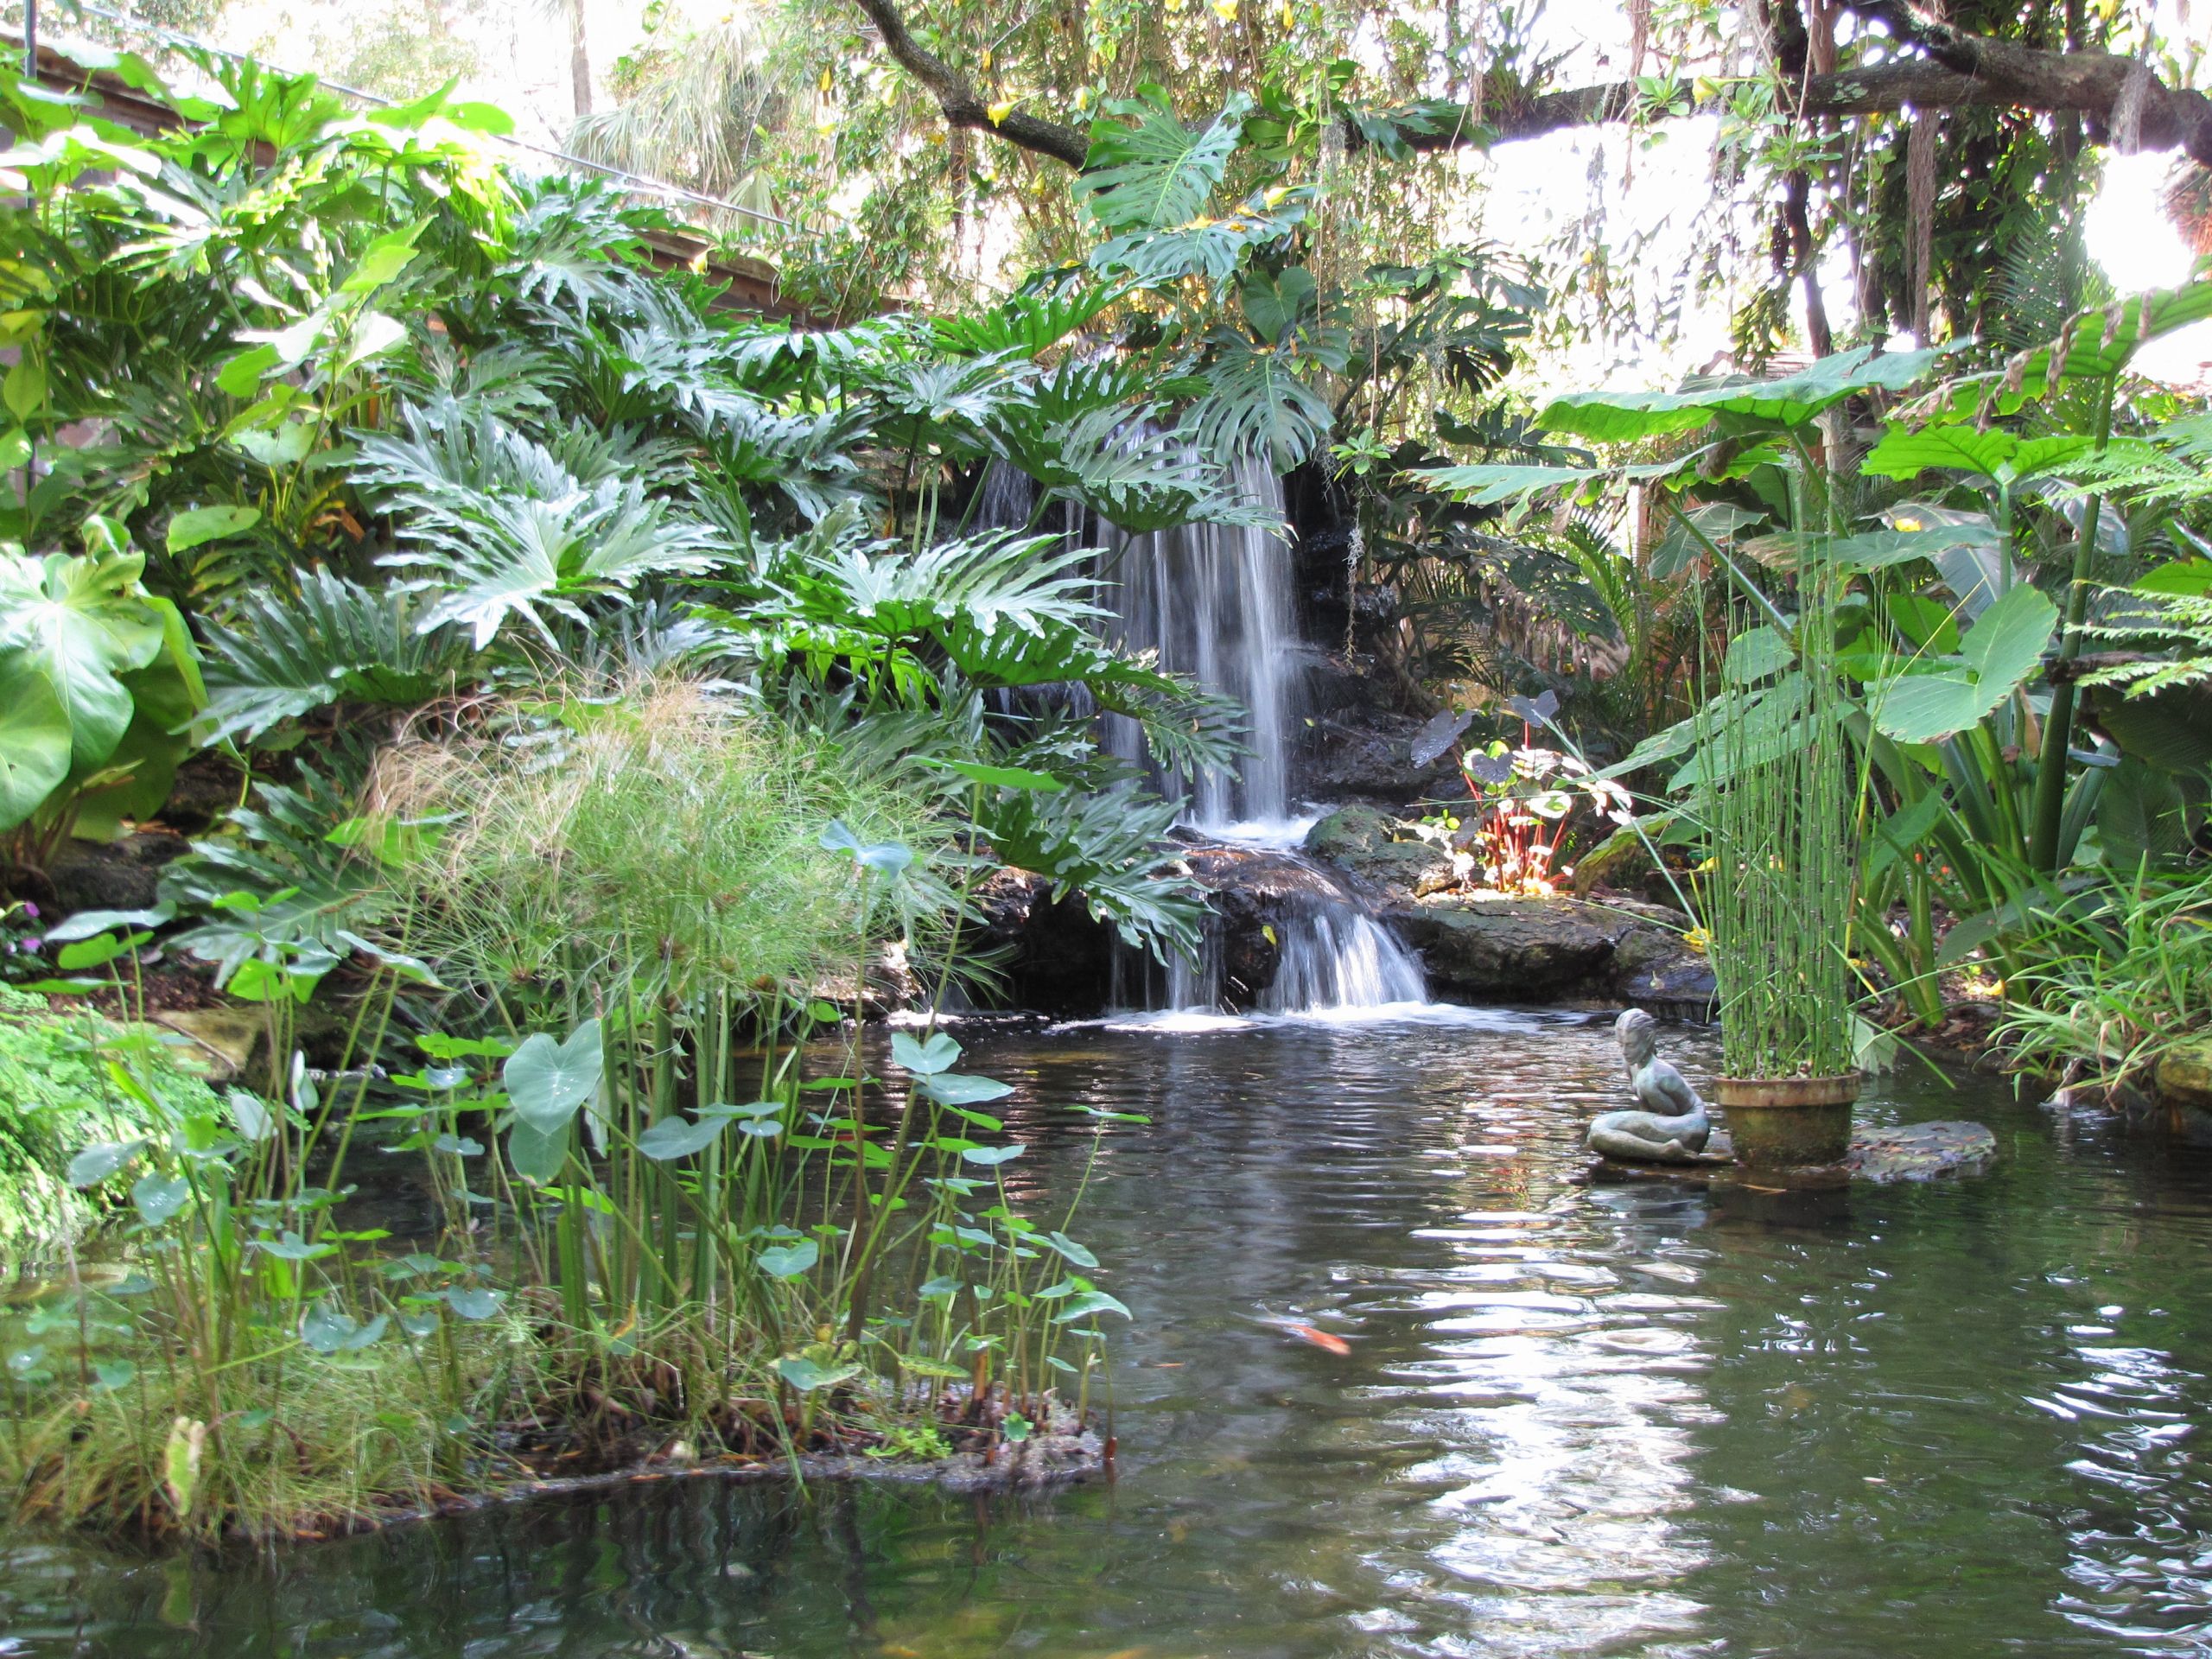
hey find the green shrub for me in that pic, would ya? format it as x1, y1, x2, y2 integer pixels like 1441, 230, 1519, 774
385, 677, 944, 1012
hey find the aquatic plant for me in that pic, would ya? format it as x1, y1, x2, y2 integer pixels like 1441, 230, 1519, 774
1985, 871, 2212, 1096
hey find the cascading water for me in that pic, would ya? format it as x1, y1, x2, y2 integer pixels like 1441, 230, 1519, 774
1091, 465, 1430, 1015
1102, 460, 1295, 832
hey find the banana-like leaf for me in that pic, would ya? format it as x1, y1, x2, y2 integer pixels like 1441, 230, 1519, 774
1537, 342, 1961, 444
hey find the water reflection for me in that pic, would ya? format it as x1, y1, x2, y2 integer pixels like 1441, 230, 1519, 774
7, 1014, 2212, 1657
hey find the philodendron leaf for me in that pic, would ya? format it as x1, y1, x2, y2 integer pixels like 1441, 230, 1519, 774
0, 545, 163, 767
635, 1114, 727, 1161
1073, 90, 1249, 235
502, 1020, 603, 1135
164, 505, 261, 554
0, 653, 73, 831
929, 758, 1068, 791
892, 1031, 962, 1076
1870, 582, 2059, 743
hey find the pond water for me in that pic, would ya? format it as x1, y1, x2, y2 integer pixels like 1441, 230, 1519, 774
8, 1007, 2212, 1658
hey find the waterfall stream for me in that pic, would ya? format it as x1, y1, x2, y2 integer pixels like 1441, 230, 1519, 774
1091, 466, 1431, 1015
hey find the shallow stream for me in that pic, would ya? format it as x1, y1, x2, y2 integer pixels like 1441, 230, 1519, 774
8, 1008, 2212, 1657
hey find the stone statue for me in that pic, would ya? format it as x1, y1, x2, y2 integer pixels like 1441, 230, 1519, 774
1587, 1009, 1711, 1164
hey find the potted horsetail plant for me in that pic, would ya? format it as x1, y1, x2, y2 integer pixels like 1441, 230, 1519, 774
1694, 537, 1861, 1167
1414, 348, 1935, 1165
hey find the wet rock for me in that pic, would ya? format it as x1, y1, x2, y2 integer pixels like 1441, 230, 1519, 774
1373, 891, 1713, 1009
1587, 1119, 1998, 1185
1843, 1121, 1998, 1182
1302, 805, 1453, 897
158, 751, 250, 834
1387, 896, 1630, 998
1178, 842, 1372, 1004
1609, 921, 1717, 1016
44, 830, 190, 914
151, 1007, 267, 1083
1294, 707, 1465, 807
965, 869, 1116, 1015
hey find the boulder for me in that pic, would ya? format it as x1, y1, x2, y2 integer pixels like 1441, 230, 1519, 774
1302, 805, 1454, 898
1294, 707, 1465, 806
1386, 896, 1630, 998
1381, 892, 1714, 1009
967, 868, 1117, 1015
1609, 920, 1718, 1015
45, 830, 190, 914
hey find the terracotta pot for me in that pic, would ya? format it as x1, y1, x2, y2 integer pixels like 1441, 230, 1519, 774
1713, 1072, 1862, 1168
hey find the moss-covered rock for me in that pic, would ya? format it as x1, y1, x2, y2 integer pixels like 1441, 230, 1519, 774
1302, 806, 1453, 896
2155, 1034, 2212, 1112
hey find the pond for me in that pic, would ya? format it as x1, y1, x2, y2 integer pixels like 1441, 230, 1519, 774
6, 1007, 2212, 1658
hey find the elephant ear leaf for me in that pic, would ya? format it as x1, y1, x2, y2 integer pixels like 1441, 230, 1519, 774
502, 1020, 604, 1135
0, 656, 72, 831
0, 547, 164, 768
1870, 582, 2058, 744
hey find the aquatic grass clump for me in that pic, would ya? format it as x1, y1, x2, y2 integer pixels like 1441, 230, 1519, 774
1987, 869, 2212, 1092
384, 676, 944, 1007
0, 1311, 534, 1540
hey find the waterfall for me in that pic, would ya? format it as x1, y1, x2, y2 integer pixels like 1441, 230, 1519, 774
1090, 466, 1431, 1016
1103, 460, 1295, 832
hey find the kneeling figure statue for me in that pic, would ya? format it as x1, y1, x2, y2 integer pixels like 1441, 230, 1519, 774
1587, 1009, 1710, 1164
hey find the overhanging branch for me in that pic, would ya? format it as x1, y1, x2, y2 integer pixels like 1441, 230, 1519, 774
850, 0, 2212, 172
847, 0, 1089, 168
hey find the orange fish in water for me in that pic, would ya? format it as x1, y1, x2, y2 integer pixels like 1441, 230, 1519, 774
1255, 1316, 1351, 1356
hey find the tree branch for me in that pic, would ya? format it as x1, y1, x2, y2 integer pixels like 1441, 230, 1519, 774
846, 0, 1090, 168
1415, 57, 2212, 164
852, 0, 2212, 174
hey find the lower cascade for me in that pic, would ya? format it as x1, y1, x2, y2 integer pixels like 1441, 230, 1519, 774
1261, 899, 1430, 1013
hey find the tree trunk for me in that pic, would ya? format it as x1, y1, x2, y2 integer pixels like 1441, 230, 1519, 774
570, 1, 593, 120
